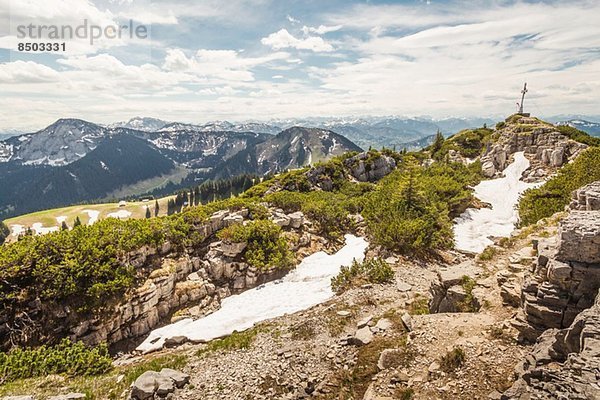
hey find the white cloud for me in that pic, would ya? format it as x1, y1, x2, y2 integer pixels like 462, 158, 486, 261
0, 61, 60, 83
301, 25, 342, 35
261, 29, 334, 52
286, 15, 300, 24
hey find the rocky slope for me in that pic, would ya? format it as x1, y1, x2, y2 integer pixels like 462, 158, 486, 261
503, 181, 600, 399
0, 207, 327, 352
213, 127, 362, 178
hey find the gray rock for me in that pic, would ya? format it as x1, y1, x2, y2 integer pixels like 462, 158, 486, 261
2, 397, 35, 400
400, 312, 413, 332
397, 282, 412, 292
357, 315, 373, 329
221, 241, 248, 258
375, 318, 393, 331
160, 368, 190, 388
351, 326, 374, 346
131, 371, 160, 399
377, 349, 404, 370
164, 336, 188, 348
288, 211, 305, 229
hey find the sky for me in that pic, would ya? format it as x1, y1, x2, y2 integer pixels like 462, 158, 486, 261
0, 0, 599, 130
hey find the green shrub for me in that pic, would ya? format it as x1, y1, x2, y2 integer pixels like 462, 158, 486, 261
362, 157, 480, 254
495, 121, 506, 130
217, 220, 293, 271
331, 258, 394, 293
432, 128, 493, 160
0, 339, 112, 383
519, 147, 600, 225
196, 328, 259, 356
408, 296, 430, 315
458, 276, 478, 312
479, 246, 497, 261
440, 347, 466, 372
556, 125, 600, 147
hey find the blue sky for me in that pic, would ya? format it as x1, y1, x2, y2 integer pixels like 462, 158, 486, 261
0, 0, 599, 130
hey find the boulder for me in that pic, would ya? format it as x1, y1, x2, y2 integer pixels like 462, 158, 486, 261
288, 211, 305, 229
130, 371, 160, 400
160, 368, 190, 388
351, 326, 374, 346
556, 211, 600, 264
221, 241, 248, 258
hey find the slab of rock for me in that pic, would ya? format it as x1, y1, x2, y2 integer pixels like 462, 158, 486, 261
351, 326, 374, 346
556, 211, 600, 264
164, 335, 188, 348
400, 312, 413, 332
357, 315, 373, 329
160, 368, 190, 388
2, 397, 35, 400
221, 241, 247, 258
288, 211, 305, 228
375, 318, 393, 331
397, 282, 412, 292
48, 394, 86, 400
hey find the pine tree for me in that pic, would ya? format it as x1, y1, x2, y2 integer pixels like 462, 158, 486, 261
154, 200, 160, 217
0, 220, 9, 245
431, 130, 445, 155
61, 221, 69, 231
73, 216, 82, 228
145, 207, 151, 219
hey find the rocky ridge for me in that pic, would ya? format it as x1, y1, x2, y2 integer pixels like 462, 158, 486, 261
480, 116, 587, 179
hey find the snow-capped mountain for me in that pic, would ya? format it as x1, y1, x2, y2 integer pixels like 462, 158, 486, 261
557, 120, 600, 136
109, 117, 170, 132
214, 127, 362, 178
0, 119, 108, 166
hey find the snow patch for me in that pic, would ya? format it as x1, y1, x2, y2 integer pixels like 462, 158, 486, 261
453, 152, 542, 253
31, 223, 59, 235
107, 210, 132, 219
137, 234, 369, 353
10, 224, 25, 237
56, 216, 67, 224
83, 210, 100, 225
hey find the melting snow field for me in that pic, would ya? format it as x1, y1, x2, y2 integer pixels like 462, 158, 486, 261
453, 152, 541, 253
107, 210, 132, 219
83, 210, 100, 225
137, 234, 368, 353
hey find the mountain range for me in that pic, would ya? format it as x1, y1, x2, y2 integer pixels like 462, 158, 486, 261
4, 114, 595, 219
0, 119, 361, 218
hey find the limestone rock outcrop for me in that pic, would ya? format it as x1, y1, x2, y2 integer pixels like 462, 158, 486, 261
503, 291, 600, 400
480, 116, 587, 178
512, 207, 600, 343
506, 183, 600, 399
343, 152, 396, 182
429, 261, 482, 313
0, 207, 313, 351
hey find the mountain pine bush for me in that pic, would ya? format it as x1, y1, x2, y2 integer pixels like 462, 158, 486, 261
519, 147, 600, 225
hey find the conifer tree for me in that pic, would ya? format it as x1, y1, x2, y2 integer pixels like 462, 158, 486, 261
61, 221, 69, 231
73, 216, 82, 228
0, 220, 9, 245
154, 200, 160, 217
